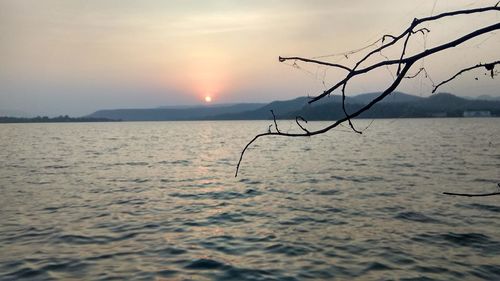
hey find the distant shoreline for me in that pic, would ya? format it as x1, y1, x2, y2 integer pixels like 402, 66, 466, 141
1, 116, 498, 124
0, 116, 120, 124
3, 92, 500, 123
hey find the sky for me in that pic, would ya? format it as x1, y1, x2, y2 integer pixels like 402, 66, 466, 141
1, 0, 499, 116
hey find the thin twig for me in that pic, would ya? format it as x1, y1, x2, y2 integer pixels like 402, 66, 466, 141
341, 82, 362, 134
279, 56, 352, 72
270, 110, 280, 133
433, 61, 500, 93
382, 34, 396, 43
295, 116, 310, 134
412, 27, 431, 35
443, 191, 500, 197
313, 38, 383, 59
397, 29, 413, 75
397, 27, 430, 75
405, 67, 427, 79
444, 183, 500, 196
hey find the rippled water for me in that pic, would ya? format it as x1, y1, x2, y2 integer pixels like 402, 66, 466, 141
1, 119, 499, 280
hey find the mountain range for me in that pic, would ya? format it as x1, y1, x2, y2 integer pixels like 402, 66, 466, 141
86, 92, 500, 121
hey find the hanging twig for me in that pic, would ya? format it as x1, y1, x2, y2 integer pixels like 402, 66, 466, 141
295, 116, 310, 134
270, 110, 280, 133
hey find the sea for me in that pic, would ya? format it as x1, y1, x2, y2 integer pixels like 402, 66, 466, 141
0, 119, 499, 280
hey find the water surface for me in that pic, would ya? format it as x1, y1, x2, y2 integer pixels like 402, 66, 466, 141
1, 119, 499, 280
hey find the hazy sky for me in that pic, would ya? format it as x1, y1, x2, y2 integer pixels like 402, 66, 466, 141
1, 0, 499, 116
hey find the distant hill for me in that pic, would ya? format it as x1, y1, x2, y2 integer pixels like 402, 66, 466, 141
87, 103, 265, 121
351, 91, 424, 104
212, 92, 500, 120
476, 94, 500, 101
284, 93, 500, 120
209, 95, 345, 120
460, 94, 500, 101
86, 92, 500, 121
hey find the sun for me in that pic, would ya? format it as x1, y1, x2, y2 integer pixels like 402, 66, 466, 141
204, 96, 212, 103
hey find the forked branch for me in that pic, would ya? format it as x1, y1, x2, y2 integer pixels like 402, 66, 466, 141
235, 3, 499, 190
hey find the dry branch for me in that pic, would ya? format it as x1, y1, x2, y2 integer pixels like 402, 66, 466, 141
235, 3, 500, 186
270, 110, 280, 133
278, 56, 352, 72
295, 116, 310, 134
433, 61, 500, 93
443, 184, 500, 197
443, 191, 500, 197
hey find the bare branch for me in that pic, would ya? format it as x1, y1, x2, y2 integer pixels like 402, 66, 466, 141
443, 191, 500, 197
412, 27, 430, 35
352, 4, 499, 74
417, 5, 499, 24
397, 27, 430, 75
341, 81, 362, 134
235, 63, 414, 176
270, 110, 280, 133
397, 29, 413, 75
279, 56, 352, 72
295, 116, 310, 134
444, 183, 500, 197
307, 22, 500, 104
304, 4, 500, 103
237, 3, 500, 178
433, 61, 500, 93
235, 133, 267, 177
347, 119, 362, 134
382, 34, 396, 43
405, 67, 425, 79
404, 67, 433, 79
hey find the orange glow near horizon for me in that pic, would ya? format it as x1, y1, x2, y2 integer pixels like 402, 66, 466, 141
166, 68, 229, 104
165, 51, 233, 104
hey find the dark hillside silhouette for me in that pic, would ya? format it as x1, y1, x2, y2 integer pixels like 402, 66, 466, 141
84, 92, 500, 121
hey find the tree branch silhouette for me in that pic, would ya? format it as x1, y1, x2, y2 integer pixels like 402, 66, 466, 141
236, 3, 499, 198
433, 61, 499, 93
278, 56, 352, 72
443, 184, 500, 197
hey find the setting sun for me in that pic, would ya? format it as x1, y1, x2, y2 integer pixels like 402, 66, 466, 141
204, 96, 212, 103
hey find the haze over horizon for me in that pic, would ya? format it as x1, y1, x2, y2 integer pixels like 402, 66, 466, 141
1, 0, 499, 117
